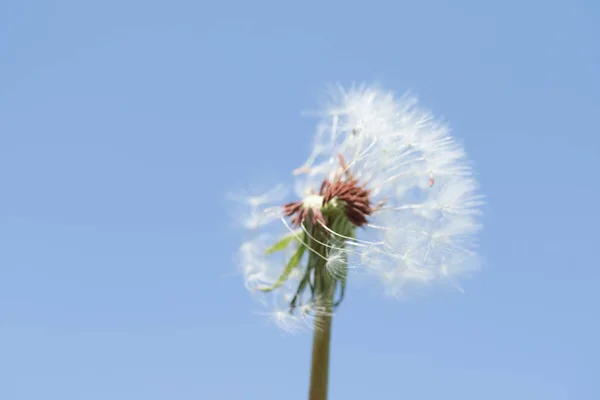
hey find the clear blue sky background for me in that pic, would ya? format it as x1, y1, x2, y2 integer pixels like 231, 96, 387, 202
1, 1, 599, 399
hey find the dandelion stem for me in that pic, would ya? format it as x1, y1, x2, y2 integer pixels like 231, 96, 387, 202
307, 232, 336, 400
308, 281, 334, 400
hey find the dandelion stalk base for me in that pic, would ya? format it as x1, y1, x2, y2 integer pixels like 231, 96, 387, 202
308, 305, 333, 400
306, 221, 338, 400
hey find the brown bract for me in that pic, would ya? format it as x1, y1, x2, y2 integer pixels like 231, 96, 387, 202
282, 200, 326, 227
283, 154, 375, 228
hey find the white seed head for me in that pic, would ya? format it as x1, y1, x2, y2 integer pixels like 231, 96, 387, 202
233, 83, 484, 331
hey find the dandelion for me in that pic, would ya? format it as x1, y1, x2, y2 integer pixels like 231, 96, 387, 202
232, 83, 483, 400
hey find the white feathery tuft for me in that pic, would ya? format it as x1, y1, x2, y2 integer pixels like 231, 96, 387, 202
232, 84, 484, 331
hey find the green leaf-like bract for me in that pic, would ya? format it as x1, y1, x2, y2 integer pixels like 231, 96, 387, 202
264, 231, 302, 255
257, 232, 307, 292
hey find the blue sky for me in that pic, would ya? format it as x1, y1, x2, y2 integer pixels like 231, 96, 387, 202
1, 0, 599, 399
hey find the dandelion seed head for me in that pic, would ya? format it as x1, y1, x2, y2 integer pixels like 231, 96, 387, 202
234, 83, 484, 331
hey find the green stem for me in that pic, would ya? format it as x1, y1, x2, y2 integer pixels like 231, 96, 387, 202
308, 302, 333, 400
308, 259, 335, 400
305, 213, 352, 400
